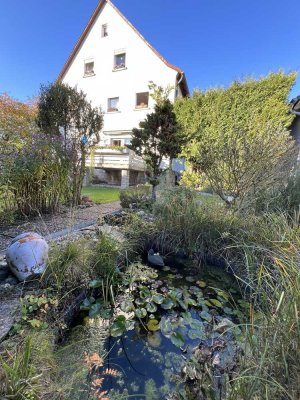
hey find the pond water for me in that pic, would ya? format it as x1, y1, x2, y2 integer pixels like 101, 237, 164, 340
98, 262, 247, 400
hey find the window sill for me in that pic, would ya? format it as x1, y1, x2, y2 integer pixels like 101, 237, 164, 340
112, 67, 127, 72
83, 73, 96, 78
134, 107, 150, 111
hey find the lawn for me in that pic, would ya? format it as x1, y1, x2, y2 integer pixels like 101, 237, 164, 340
81, 186, 120, 204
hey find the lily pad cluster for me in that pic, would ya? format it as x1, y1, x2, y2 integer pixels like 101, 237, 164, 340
109, 264, 248, 348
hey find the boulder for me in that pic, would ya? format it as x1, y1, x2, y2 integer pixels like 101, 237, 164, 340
147, 249, 164, 267
6, 232, 48, 281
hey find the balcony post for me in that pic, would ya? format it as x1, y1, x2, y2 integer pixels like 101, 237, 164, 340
121, 169, 129, 188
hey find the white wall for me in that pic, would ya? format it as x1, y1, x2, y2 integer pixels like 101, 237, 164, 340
62, 1, 179, 145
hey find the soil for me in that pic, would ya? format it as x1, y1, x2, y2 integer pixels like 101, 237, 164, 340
0, 202, 120, 253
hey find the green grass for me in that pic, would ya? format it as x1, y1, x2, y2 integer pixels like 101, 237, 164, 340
81, 186, 120, 204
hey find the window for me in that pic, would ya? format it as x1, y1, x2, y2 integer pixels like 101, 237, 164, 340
102, 24, 108, 37
136, 92, 149, 108
111, 139, 121, 147
114, 53, 126, 70
107, 97, 119, 112
84, 61, 94, 76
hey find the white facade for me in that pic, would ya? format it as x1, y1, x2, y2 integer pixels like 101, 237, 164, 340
59, 0, 188, 187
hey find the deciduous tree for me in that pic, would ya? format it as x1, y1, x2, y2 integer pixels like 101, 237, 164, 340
37, 82, 103, 206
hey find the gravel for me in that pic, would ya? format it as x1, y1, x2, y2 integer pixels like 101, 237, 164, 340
0, 202, 120, 253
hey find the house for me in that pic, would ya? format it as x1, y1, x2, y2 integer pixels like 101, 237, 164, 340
291, 96, 300, 145
58, 0, 189, 188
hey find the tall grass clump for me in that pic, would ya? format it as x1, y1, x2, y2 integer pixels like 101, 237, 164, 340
1, 133, 70, 216
45, 239, 93, 290
0, 336, 42, 399
228, 214, 300, 399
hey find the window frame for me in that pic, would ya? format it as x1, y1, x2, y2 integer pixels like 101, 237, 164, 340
84, 60, 95, 77
113, 52, 126, 70
107, 97, 120, 112
102, 24, 108, 37
135, 92, 149, 109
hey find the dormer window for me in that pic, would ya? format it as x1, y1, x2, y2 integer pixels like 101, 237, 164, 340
136, 92, 149, 109
107, 97, 119, 112
84, 60, 94, 76
102, 24, 108, 37
114, 52, 126, 70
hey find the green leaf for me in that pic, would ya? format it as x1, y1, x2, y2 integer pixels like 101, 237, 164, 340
121, 300, 135, 312
161, 298, 175, 310
170, 332, 184, 347
197, 280, 207, 288
200, 310, 212, 322
89, 280, 102, 288
28, 319, 42, 328
147, 319, 160, 332
111, 318, 126, 337
89, 303, 102, 318
135, 297, 146, 307
146, 302, 157, 313
210, 299, 223, 308
135, 308, 147, 318
188, 329, 206, 340
152, 294, 164, 304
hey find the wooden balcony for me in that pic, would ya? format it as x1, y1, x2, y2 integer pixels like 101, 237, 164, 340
86, 146, 145, 171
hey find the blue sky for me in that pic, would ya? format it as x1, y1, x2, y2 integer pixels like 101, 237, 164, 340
0, 0, 299, 102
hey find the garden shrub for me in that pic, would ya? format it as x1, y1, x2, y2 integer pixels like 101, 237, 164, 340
1, 133, 70, 216
120, 185, 152, 210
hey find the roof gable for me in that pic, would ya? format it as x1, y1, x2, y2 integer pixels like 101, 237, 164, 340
57, 0, 189, 96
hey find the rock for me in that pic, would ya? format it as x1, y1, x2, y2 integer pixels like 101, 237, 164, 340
0, 262, 10, 282
6, 232, 49, 281
147, 249, 164, 267
0, 296, 20, 341
4, 276, 18, 286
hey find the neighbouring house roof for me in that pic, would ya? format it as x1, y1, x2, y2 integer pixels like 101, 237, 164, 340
57, 0, 189, 97
291, 95, 300, 113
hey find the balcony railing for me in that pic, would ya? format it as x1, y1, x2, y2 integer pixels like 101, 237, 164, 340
87, 145, 145, 171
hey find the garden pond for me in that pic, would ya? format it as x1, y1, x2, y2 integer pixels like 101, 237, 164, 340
63, 259, 249, 400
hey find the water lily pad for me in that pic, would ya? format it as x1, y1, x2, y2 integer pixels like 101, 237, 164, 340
161, 298, 175, 310
135, 297, 147, 306
125, 319, 135, 330
147, 319, 160, 332
171, 332, 184, 347
147, 331, 162, 348
121, 300, 135, 313
159, 316, 173, 336
197, 280, 207, 288
185, 276, 196, 283
146, 302, 157, 313
152, 294, 164, 304
111, 315, 126, 337
210, 299, 223, 308
181, 311, 193, 324
200, 310, 212, 322
188, 329, 206, 340
135, 308, 147, 318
